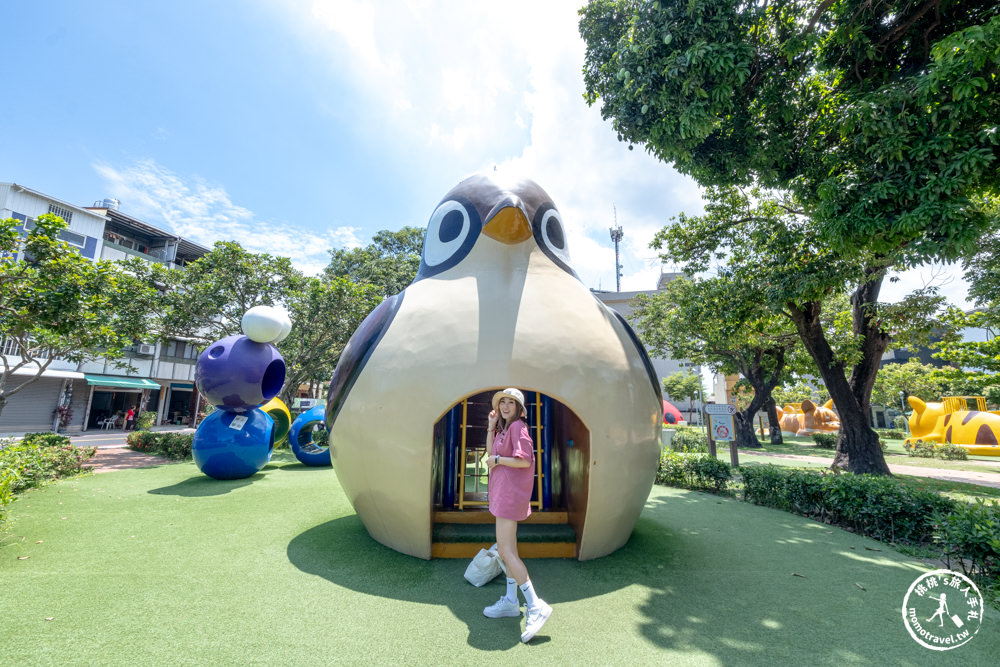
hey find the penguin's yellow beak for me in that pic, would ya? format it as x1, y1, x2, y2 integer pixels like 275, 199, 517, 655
482, 207, 532, 245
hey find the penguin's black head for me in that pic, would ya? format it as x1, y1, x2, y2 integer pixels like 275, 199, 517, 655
415, 174, 577, 281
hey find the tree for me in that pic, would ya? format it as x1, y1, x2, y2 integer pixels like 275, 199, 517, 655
325, 227, 424, 297
773, 381, 827, 408
136, 241, 390, 403
929, 367, 998, 399
0, 215, 160, 419
138, 241, 300, 346
958, 197, 1000, 306
871, 358, 943, 408
984, 384, 1000, 409
277, 276, 383, 406
634, 275, 799, 447
652, 185, 944, 472
580, 2, 999, 473
934, 305, 1000, 372
661, 370, 703, 424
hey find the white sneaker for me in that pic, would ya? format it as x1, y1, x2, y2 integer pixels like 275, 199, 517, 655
483, 596, 521, 618
520, 600, 552, 642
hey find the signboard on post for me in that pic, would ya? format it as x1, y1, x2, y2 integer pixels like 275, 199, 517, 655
703, 402, 739, 467
708, 413, 735, 442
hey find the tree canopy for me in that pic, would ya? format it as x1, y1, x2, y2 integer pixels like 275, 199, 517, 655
871, 358, 943, 408
325, 227, 424, 298
0, 214, 160, 417
661, 370, 703, 422
132, 240, 387, 403
277, 275, 382, 405
634, 274, 800, 447
579, 0, 999, 474
139, 240, 300, 346
581, 0, 998, 261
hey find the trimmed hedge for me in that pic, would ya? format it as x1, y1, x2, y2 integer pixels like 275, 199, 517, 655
903, 440, 969, 460
0, 434, 96, 527
664, 426, 709, 453
656, 450, 732, 493
811, 432, 837, 449
126, 431, 193, 459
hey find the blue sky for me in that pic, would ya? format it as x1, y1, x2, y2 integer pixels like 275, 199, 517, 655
3, 0, 968, 303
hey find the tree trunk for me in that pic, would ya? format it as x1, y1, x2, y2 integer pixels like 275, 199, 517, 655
765, 396, 783, 444
732, 347, 789, 449
734, 384, 766, 449
733, 410, 761, 449
786, 282, 891, 475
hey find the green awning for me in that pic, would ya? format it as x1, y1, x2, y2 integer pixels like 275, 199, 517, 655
84, 374, 161, 390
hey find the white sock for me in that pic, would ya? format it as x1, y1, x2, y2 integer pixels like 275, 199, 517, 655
505, 578, 518, 603
519, 579, 539, 607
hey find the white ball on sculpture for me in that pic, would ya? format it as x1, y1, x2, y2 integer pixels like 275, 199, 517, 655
272, 309, 292, 343
242, 305, 284, 343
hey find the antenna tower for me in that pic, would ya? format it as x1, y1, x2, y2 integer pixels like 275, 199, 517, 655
609, 206, 623, 292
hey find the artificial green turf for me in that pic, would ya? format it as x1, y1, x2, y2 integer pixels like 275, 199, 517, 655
2, 453, 998, 665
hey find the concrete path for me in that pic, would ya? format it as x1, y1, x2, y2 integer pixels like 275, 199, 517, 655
743, 450, 1000, 489
87, 446, 176, 474
69, 427, 194, 473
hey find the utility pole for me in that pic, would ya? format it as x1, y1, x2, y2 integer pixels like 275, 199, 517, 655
609, 206, 623, 292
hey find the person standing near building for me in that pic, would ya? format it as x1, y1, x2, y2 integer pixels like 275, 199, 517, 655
124, 406, 136, 431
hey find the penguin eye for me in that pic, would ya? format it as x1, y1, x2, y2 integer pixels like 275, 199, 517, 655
535, 206, 572, 267
418, 198, 481, 278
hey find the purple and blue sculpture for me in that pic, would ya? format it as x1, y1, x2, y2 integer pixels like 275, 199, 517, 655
192, 306, 291, 480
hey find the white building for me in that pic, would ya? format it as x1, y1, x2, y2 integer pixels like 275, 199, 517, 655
1, 182, 209, 435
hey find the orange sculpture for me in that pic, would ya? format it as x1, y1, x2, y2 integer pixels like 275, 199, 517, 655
776, 399, 841, 437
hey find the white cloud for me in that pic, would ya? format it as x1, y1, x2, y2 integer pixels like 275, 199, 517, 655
268, 1, 705, 290
93, 159, 361, 275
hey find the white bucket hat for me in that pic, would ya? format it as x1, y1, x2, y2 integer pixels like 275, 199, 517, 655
492, 388, 526, 416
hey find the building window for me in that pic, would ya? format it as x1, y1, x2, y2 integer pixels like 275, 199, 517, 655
12, 212, 34, 230
58, 229, 86, 247
0, 336, 21, 356
47, 204, 74, 225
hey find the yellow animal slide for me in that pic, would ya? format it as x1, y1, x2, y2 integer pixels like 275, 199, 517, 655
905, 396, 1000, 456
776, 399, 841, 437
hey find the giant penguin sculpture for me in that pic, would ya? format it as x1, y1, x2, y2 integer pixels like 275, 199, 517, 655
327, 174, 662, 560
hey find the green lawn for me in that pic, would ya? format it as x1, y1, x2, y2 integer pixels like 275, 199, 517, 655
2, 453, 998, 665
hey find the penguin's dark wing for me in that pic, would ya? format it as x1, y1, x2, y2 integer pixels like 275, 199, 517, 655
326, 292, 404, 428
599, 301, 663, 403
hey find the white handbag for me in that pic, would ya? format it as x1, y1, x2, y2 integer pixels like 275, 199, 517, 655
463, 543, 507, 586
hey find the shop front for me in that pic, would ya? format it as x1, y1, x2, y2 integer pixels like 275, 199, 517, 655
82, 374, 161, 430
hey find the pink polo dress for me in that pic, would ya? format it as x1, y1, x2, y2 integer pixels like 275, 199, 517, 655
489, 420, 535, 521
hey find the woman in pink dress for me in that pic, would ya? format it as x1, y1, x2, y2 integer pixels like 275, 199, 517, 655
482, 388, 552, 643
